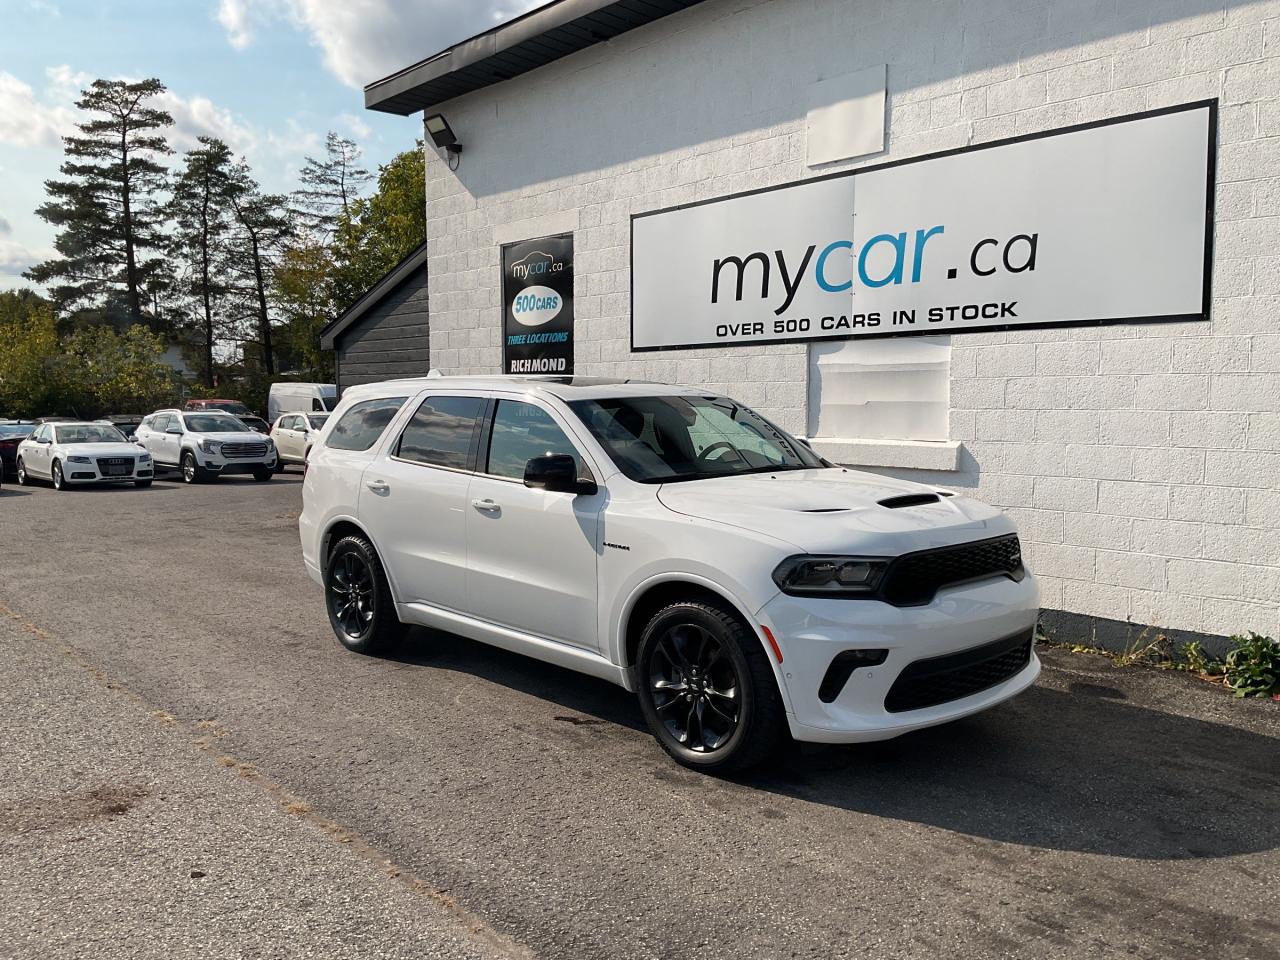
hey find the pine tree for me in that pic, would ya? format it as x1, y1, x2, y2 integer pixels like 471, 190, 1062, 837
25, 78, 173, 329
168, 137, 236, 387
292, 132, 371, 237
226, 161, 292, 376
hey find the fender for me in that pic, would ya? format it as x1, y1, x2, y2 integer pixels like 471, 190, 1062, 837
319, 515, 407, 606
613, 571, 795, 716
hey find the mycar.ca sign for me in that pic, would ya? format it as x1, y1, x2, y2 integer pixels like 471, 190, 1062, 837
631, 101, 1216, 351
502, 234, 574, 374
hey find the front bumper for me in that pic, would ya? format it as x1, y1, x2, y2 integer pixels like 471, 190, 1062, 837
198, 452, 277, 474
759, 573, 1041, 744
64, 461, 154, 483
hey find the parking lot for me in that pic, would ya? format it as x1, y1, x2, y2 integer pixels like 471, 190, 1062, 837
1, 475, 1277, 960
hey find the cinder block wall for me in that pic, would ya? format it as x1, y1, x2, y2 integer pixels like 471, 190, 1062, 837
424, 0, 1280, 644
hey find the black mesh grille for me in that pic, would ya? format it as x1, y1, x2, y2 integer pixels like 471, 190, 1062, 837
885, 629, 1034, 713
879, 534, 1023, 606
96, 457, 134, 473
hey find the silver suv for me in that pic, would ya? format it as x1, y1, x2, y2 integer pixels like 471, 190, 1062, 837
135, 409, 277, 483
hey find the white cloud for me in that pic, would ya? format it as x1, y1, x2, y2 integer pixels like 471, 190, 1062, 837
337, 111, 372, 140
215, 0, 544, 89
157, 90, 259, 155
0, 71, 77, 148
0, 235, 54, 277
0, 215, 11, 235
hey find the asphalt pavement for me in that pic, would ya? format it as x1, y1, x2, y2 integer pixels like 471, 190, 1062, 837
0, 472, 1276, 960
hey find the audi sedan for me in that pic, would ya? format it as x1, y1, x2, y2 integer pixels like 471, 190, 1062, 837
16, 421, 154, 490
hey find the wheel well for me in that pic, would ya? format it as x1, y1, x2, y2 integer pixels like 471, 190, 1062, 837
322, 520, 371, 563
623, 581, 744, 668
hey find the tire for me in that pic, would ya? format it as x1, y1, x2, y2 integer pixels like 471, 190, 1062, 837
181, 451, 207, 484
15, 458, 27, 486
324, 534, 405, 655
134, 480, 152, 488
636, 600, 788, 774
51, 459, 66, 491
252, 469, 272, 482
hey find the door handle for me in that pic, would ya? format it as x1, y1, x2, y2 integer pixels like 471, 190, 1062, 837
366, 479, 390, 494
471, 498, 500, 512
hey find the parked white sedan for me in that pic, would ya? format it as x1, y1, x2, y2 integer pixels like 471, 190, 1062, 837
16, 421, 154, 490
270, 412, 329, 471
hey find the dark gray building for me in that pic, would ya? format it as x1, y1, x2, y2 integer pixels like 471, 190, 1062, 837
320, 241, 430, 391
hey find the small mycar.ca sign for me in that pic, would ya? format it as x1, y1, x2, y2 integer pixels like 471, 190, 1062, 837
631, 101, 1216, 350
502, 234, 574, 374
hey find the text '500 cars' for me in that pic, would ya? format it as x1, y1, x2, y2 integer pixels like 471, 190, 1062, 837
299, 377, 1040, 773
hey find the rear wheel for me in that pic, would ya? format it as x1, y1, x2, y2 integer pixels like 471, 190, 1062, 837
51, 460, 66, 491
325, 534, 404, 654
636, 601, 787, 774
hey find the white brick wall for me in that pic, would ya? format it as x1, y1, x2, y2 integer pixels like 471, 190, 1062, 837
423, 0, 1280, 640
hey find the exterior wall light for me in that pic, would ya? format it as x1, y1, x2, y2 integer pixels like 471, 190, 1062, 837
424, 113, 462, 169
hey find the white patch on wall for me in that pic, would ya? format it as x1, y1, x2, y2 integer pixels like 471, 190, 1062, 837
806, 65, 886, 167
807, 336, 950, 441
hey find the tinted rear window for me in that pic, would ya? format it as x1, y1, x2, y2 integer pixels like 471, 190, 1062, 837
326, 397, 407, 452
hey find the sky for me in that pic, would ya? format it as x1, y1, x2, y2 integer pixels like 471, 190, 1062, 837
0, 0, 543, 291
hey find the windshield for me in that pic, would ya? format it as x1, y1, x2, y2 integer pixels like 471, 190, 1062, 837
184, 414, 250, 433
307, 413, 330, 428
568, 395, 827, 483
54, 424, 127, 444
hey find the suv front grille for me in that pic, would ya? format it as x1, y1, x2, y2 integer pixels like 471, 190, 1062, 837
885, 629, 1034, 713
220, 441, 268, 459
879, 534, 1024, 606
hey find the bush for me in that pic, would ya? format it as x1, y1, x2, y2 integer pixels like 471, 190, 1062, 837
1184, 633, 1280, 699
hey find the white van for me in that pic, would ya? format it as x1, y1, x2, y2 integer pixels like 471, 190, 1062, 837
268, 383, 337, 423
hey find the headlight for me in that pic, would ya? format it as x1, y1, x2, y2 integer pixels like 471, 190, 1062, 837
772, 555, 890, 598
68, 455, 91, 464
199, 439, 221, 454
138, 453, 151, 461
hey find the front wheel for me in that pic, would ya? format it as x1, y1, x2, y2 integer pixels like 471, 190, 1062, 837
325, 535, 405, 654
252, 469, 272, 482
636, 601, 788, 774
51, 460, 66, 491
181, 451, 207, 484
134, 480, 152, 488
15, 458, 28, 486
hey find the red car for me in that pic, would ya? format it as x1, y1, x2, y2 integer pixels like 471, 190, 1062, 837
0, 422, 35, 479
183, 398, 255, 417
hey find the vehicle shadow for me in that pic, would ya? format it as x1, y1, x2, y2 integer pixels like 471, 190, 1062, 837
390, 628, 1280, 862
0, 487, 33, 498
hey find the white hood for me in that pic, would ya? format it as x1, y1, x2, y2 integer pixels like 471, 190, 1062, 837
656, 468, 1015, 555
200, 432, 268, 444
57, 442, 146, 458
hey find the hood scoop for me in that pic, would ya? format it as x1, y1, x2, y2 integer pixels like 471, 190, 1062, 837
878, 493, 941, 509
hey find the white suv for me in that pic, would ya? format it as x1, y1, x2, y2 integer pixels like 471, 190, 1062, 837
135, 409, 277, 483
300, 377, 1040, 772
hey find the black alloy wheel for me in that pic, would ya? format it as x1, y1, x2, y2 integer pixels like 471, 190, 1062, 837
636, 601, 787, 773
650, 622, 741, 753
324, 535, 404, 654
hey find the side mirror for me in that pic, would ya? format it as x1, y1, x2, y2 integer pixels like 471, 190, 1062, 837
166, 426, 183, 435
523, 454, 596, 495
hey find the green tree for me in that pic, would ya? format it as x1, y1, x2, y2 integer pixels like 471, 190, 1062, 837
61, 324, 178, 416
293, 131, 371, 238
226, 161, 292, 376
0, 294, 65, 417
273, 239, 337, 380
168, 137, 236, 387
25, 78, 173, 329
331, 144, 426, 309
